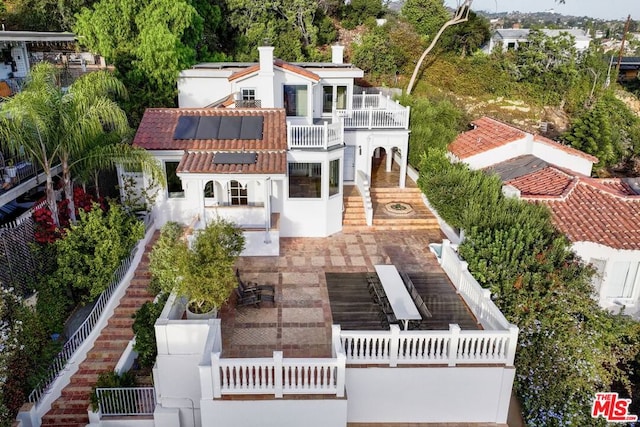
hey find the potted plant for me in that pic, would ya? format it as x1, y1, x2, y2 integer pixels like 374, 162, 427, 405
149, 219, 245, 319
5, 160, 16, 179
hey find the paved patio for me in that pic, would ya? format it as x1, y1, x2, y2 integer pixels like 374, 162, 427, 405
218, 227, 481, 359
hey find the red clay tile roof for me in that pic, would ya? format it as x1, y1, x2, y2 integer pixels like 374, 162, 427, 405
448, 117, 526, 159
227, 59, 320, 82
533, 135, 598, 162
448, 117, 599, 164
507, 167, 575, 197
133, 108, 287, 151
178, 151, 286, 174
509, 167, 640, 249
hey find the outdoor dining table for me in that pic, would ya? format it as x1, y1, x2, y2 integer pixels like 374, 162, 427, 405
374, 265, 421, 330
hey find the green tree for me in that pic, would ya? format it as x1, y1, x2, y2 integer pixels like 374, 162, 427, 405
74, 0, 204, 122
341, 0, 383, 29
440, 10, 490, 57
402, 0, 449, 38
509, 29, 579, 105
563, 92, 640, 170
53, 202, 144, 302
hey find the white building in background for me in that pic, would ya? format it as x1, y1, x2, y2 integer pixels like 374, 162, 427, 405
484, 28, 592, 52
449, 117, 640, 318
132, 46, 411, 253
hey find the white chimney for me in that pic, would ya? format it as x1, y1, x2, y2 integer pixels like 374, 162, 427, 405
258, 46, 274, 75
331, 45, 344, 64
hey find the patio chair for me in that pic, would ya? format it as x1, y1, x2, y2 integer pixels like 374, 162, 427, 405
235, 288, 261, 307
235, 269, 276, 297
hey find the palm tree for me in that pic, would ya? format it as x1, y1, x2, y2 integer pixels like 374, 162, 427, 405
0, 63, 163, 226
0, 63, 63, 225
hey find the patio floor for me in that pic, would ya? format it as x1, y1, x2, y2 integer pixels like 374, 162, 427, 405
219, 228, 483, 359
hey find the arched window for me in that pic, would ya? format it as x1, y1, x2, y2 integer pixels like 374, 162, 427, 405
204, 181, 215, 198
229, 180, 248, 205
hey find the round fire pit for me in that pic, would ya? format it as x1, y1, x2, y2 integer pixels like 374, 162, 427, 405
384, 201, 414, 215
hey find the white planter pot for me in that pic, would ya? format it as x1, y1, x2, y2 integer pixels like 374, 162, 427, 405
186, 304, 217, 320
6, 166, 16, 178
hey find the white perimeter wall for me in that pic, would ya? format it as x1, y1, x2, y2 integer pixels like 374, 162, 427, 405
573, 241, 640, 310
178, 69, 233, 108
201, 399, 347, 427
346, 366, 515, 424
464, 135, 593, 176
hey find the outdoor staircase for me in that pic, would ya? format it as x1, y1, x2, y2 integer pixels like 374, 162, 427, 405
342, 186, 440, 233
40, 237, 156, 427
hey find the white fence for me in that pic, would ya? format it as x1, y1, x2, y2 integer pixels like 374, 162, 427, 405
287, 121, 343, 149
438, 240, 512, 331
339, 324, 517, 367
342, 92, 410, 129
212, 351, 346, 398
96, 387, 156, 416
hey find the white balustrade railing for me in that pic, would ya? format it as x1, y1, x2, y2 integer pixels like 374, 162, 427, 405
96, 387, 156, 416
355, 171, 373, 226
343, 92, 410, 129
340, 324, 518, 367
439, 240, 512, 331
287, 121, 343, 149
212, 350, 345, 398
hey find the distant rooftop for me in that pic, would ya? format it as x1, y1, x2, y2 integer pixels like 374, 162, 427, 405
0, 31, 75, 42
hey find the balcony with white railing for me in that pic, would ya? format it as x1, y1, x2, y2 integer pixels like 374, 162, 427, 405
338, 92, 410, 130
287, 120, 343, 150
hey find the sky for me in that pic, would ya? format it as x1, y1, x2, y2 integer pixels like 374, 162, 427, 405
444, 0, 640, 21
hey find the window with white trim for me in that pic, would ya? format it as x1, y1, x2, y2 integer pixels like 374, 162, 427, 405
229, 180, 248, 205
607, 261, 640, 299
241, 88, 256, 101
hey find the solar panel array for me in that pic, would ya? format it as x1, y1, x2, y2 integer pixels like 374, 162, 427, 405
173, 115, 264, 140
213, 152, 258, 165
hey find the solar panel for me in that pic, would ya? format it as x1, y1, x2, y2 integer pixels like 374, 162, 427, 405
174, 115, 264, 140
217, 117, 243, 139
195, 116, 222, 139
213, 152, 257, 165
173, 116, 199, 139
239, 116, 264, 139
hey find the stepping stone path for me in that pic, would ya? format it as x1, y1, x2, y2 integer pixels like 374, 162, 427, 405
40, 233, 157, 427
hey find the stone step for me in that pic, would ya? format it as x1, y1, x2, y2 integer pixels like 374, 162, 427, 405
41, 411, 88, 427
342, 224, 441, 232
370, 186, 423, 194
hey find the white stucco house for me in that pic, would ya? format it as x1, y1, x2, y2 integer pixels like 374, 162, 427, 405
484, 28, 592, 53
449, 117, 640, 318
131, 45, 411, 254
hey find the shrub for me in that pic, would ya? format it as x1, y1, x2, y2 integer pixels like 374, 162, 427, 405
132, 294, 168, 369
53, 202, 144, 302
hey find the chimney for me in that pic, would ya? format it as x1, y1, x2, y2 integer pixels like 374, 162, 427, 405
331, 45, 344, 64
258, 45, 274, 75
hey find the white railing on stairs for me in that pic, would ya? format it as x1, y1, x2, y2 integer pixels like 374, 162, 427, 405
26, 212, 154, 406
355, 171, 373, 226
96, 387, 156, 416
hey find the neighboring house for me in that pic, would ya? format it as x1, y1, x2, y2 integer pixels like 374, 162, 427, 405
484, 28, 592, 53
449, 117, 640, 318
132, 45, 412, 253
617, 56, 640, 82
0, 31, 95, 223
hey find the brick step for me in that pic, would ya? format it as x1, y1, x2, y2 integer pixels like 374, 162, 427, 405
92, 338, 131, 349
108, 317, 134, 328
118, 297, 153, 308
370, 187, 423, 194
41, 412, 88, 426
342, 219, 368, 226
50, 399, 90, 410
59, 385, 91, 397
373, 218, 439, 226
342, 224, 441, 232
125, 286, 152, 296
372, 197, 426, 204
113, 306, 140, 317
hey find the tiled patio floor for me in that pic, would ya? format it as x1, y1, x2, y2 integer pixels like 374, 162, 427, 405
220, 228, 451, 358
